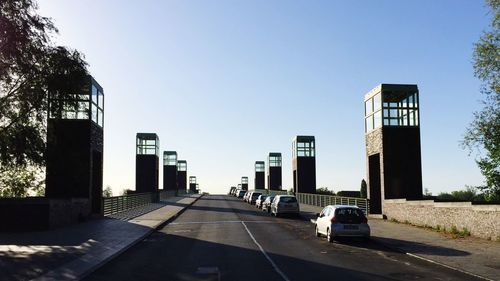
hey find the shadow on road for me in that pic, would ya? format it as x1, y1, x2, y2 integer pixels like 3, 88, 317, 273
84, 231, 409, 281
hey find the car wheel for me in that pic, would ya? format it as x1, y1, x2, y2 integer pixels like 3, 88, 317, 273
327, 228, 333, 243
315, 225, 320, 237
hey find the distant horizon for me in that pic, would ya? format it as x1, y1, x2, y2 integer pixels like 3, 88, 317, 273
38, 0, 489, 196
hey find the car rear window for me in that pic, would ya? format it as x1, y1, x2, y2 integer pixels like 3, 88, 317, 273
279, 197, 297, 203
252, 193, 262, 197
334, 208, 365, 223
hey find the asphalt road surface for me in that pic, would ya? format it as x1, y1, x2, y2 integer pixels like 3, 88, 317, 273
84, 195, 482, 281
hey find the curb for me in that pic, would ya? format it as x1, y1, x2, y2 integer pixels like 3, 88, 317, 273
78, 194, 203, 280
154, 194, 203, 231
369, 237, 494, 281
304, 215, 493, 281
34, 195, 203, 281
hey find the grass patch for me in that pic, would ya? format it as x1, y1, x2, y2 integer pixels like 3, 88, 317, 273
449, 225, 470, 238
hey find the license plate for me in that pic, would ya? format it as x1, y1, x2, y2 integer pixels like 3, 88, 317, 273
344, 225, 359, 230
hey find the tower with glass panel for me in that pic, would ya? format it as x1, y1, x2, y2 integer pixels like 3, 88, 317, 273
268, 153, 282, 190
254, 161, 265, 190
46, 75, 104, 213
177, 160, 187, 191
189, 176, 197, 193
136, 133, 159, 193
163, 151, 178, 191
241, 177, 249, 190
365, 84, 423, 214
292, 136, 316, 194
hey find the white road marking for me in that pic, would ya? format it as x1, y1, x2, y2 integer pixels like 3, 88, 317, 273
406, 253, 493, 281
169, 220, 273, 225
241, 221, 290, 281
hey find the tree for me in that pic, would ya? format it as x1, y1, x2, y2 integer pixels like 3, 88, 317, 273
121, 189, 132, 196
102, 186, 113, 198
360, 179, 367, 198
316, 187, 335, 196
0, 0, 88, 196
423, 188, 432, 197
436, 186, 491, 202
463, 0, 500, 200
0, 165, 44, 197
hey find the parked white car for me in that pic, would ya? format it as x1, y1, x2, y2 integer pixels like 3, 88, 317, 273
249, 192, 262, 205
315, 205, 370, 242
255, 195, 267, 209
261, 196, 274, 212
270, 195, 300, 217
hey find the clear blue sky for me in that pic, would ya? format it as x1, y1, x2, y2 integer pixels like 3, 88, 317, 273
39, 0, 490, 195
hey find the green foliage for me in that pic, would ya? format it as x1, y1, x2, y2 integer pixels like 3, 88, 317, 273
448, 225, 470, 238
360, 179, 367, 198
316, 187, 335, 195
437, 186, 499, 202
0, 164, 44, 197
0, 0, 88, 197
463, 0, 500, 198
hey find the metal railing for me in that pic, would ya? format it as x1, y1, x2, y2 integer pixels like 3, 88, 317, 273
102, 189, 191, 216
254, 189, 370, 215
295, 193, 370, 215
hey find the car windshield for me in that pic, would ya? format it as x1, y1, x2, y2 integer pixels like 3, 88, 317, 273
334, 208, 365, 223
280, 197, 297, 203
252, 193, 261, 197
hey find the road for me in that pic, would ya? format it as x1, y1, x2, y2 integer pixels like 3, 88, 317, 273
84, 195, 482, 281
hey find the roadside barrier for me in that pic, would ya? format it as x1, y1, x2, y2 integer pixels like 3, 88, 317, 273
102, 190, 191, 216
254, 189, 370, 215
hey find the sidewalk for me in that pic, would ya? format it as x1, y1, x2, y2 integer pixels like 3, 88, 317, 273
0, 194, 201, 281
300, 203, 500, 281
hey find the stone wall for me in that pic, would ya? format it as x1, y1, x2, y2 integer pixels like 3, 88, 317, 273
383, 199, 500, 240
49, 198, 91, 228
0, 197, 91, 231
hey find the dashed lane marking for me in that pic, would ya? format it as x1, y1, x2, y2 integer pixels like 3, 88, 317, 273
241, 221, 290, 281
168, 220, 273, 225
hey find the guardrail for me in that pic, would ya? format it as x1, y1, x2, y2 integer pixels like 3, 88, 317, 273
254, 189, 370, 215
102, 189, 191, 216
295, 193, 370, 215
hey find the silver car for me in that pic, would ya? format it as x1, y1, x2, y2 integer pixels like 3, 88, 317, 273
270, 195, 299, 217
261, 196, 274, 212
255, 195, 267, 209
249, 192, 262, 205
315, 205, 370, 242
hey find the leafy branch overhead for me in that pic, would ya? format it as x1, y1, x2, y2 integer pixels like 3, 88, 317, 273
463, 0, 500, 199
0, 0, 88, 196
